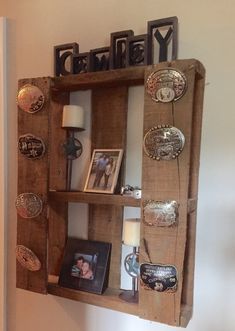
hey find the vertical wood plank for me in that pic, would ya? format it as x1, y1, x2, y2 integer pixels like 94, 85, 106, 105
48, 89, 69, 275
180, 63, 205, 318
17, 77, 51, 293
139, 59, 205, 326
88, 86, 128, 289
91, 86, 128, 150
88, 205, 123, 288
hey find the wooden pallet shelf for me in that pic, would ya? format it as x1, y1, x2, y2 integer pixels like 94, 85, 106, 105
48, 276, 138, 316
48, 191, 196, 211
48, 276, 191, 326
17, 59, 205, 327
48, 191, 141, 207
52, 66, 145, 91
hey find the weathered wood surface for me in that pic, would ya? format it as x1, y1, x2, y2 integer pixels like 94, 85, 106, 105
17, 61, 205, 324
48, 275, 138, 316
17, 77, 51, 293
52, 66, 145, 91
139, 59, 205, 326
180, 63, 205, 318
88, 85, 128, 289
48, 89, 69, 275
48, 191, 140, 207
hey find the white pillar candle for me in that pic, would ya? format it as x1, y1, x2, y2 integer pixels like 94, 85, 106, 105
123, 218, 140, 247
62, 105, 85, 129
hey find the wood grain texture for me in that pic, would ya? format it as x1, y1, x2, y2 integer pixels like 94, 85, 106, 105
48, 201, 68, 276
17, 61, 205, 324
181, 63, 205, 314
88, 86, 128, 289
88, 205, 124, 289
91, 86, 128, 151
48, 276, 138, 316
47, 89, 69, 275
52, 66, 145, 91
49, 89, 69, 191
17, 77, 51, 293
48, 191, 140, 207
139, 59, 205, 326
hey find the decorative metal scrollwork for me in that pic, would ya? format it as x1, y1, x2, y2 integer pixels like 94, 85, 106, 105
15, 193, 43, 219
16, 245, 41, 271
146, 68, 187, 103
143, 125, 185, 161
17, 84, 45, 114
143, 200, 178, 227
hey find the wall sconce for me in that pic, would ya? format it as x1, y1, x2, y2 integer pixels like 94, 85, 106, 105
62, 105, 85, 191
119, 218, 140, 303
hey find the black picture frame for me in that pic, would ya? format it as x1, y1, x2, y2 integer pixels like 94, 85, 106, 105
59, 238, 111, 294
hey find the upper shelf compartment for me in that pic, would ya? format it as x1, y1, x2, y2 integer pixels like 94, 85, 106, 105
51, 66, 146, 92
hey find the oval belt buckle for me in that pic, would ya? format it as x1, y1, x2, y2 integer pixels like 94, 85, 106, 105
17, 84, 45, 113
18, 134, 46, 159
146, 68, 187, 103
15, 193, 43, 218
143, 125, 185, 161
16, 245, 41, 271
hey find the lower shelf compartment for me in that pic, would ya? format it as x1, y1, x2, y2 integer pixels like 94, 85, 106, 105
47, 276, 192, 326
48, 276, 139, 316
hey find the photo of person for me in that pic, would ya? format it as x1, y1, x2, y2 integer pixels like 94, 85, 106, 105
71, 253, 98, 281
81, 260, 93, 280
71, 256, 84, 277
59, 238, 111, 294
84, 149, 123, 194
92, 154, 110, 188
104, 157, 115, 189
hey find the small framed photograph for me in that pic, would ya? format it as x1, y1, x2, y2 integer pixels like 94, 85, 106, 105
59, 238, 111, 294
84, 149, 123, 194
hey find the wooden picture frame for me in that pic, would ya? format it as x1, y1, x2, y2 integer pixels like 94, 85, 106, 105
59, 238, 111, 294
84, 149, 123, 194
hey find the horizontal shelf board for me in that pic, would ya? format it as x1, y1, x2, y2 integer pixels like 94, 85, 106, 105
48, 277, 138, 316
52, 66, 146, 91
49, 190, 141, 207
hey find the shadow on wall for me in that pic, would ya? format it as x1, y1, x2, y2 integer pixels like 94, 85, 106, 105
15, 291, 88, 331
48, 294, 141, 331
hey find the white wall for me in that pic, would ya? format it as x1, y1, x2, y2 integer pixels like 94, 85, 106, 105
3, 1, 235, 330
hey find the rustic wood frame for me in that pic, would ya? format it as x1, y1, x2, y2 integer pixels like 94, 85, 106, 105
139, 60, 205, 326
17, 59, 205, 327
